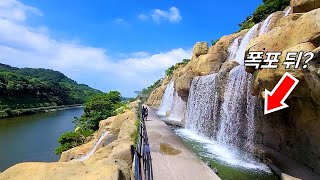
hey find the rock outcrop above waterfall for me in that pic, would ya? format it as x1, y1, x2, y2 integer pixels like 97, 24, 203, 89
147, 0, 320, 177
146, 76, 171, 107
0, 101, 139, 180
175, 30, 248, 99
291, 0, 320, 13
147, 30, 249, 108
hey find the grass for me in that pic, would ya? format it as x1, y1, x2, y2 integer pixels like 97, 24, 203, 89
132, 119, 140, 148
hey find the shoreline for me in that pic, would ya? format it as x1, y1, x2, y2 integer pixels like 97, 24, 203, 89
0, 104, 84, 119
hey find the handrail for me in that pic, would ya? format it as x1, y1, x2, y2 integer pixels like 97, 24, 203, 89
134, 104, 153, 180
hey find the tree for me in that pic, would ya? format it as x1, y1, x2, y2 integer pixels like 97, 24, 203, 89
55, 131, 83, 154
76, 91, 123, 130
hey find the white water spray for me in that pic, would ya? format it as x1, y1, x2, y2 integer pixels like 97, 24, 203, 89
76, 131, 109, 161
259, 13, 275, 36
227, 37, 241, 61
284, 7, 292, 17
235, 24, 259, 64
176, 129, 270, 172
157, 81, 174, 116
168, 91, 186, 121
186, 74, 220, 138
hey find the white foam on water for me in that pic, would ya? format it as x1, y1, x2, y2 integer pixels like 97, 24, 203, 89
76, 131, 109, 161
176, 129, 271, 172
259, 13, 275, 36
157, 80, 175, 116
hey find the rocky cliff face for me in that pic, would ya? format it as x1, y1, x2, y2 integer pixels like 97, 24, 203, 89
245, 3, 320, 174
0, 101, 139, 180
147, 0, 320, 176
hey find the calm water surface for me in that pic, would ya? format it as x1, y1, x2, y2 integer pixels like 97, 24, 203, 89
0, 108, 83, 171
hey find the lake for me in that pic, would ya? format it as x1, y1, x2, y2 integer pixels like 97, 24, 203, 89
0, 108, 84, 171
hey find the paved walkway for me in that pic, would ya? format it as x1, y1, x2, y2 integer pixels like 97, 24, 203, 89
145, 106, 220, 180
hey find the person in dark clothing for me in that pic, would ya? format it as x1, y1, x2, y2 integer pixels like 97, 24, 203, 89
141, 106, 146, 119
145, 107, 148, 120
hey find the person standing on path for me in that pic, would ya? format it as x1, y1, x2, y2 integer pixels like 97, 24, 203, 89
145, 107, 148, 120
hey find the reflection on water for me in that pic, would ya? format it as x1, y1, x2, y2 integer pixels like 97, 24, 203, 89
0, 108, 83, 171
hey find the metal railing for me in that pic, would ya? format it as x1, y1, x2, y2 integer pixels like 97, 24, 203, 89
134, 104, 153, 180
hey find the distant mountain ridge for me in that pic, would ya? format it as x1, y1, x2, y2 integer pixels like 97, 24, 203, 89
0, 63, 102, 112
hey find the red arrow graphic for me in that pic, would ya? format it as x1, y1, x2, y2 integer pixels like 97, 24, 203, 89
264, 72, 299, 115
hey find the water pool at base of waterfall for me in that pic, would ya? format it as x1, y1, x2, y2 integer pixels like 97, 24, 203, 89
175, 129, 279, 180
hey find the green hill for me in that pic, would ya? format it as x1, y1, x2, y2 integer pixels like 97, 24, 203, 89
0, 63, 102, 114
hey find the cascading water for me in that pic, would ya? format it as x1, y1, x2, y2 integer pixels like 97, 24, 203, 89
245, 81, 259, 150
168, 91, 186, 121
227, 37, 241, 61
259, 13, 274, 36
180, 24, 268, 171
235, 24, 259, 65
157, 80, 174, 116
216, 66, 258, 149
217, 23, 260, 149
76, 131, 109, 161
186, 74, 220, 138
284, 7, 292, 17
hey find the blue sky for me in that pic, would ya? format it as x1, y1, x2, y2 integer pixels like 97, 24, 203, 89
0, 0, 262, 97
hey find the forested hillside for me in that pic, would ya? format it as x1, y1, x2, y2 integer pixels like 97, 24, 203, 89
0, 63, 102, 112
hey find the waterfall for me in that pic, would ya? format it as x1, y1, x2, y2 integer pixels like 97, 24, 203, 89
186, 74, 220, 138
216, 66, 258, 149
235, 24, 259, 64
245, 81, 259, 150
284, 7, 292, 17
185, 24, 261, 149
76, 131, 109, 161
259, 13, 274, 36
173, 18, 268, 171
157, 80, 174, 116
227, 37, 241, 61
168, 91, 186, 121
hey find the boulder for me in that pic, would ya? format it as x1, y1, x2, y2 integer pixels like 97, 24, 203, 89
175, 70, 199, 97
281, 173, 302, 180
251, 42, 316, 97
174, 30, 248, 98
291, 0, 320, 13
193, 42, 208, 56
218, 61, 240, 76
83, 145, 113, 165
0, 161, 119, 180
247, 8, 320, 53
107, 143, 133, 166
146, 86, 165, 107
193, 54, 222, 75
304, 47, 320, 104
128, 100, 140, 111
117, 119, 136, 141
59, 141, 94, 162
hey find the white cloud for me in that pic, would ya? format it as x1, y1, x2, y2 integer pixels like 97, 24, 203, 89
138, 6, 182, 24
0, 0, 42, 22
0, 1, 191, 96
137, 14, 148, 21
